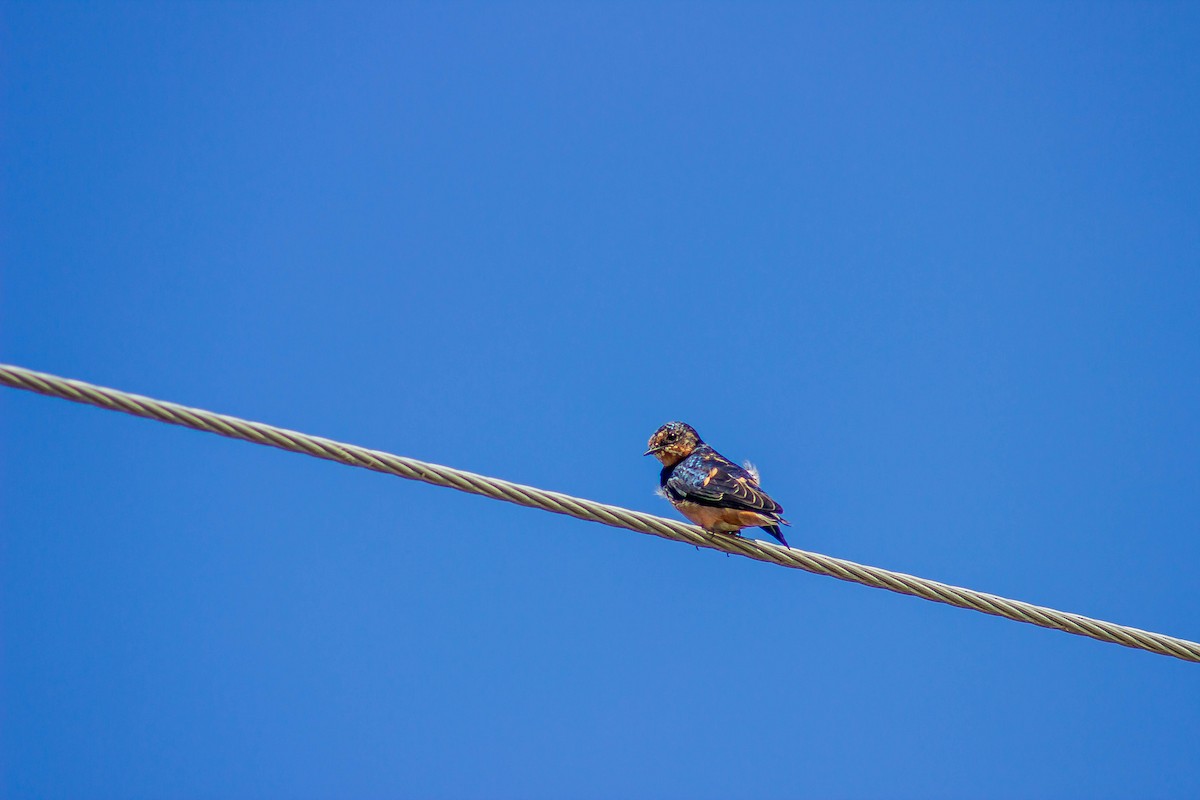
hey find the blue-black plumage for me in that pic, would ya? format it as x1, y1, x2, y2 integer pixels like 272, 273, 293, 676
645, 421, 791, 548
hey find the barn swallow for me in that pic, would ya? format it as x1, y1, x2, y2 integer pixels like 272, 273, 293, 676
645, 421, 791, 548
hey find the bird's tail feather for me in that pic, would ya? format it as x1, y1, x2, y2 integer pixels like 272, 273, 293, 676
761, 524, 790, 548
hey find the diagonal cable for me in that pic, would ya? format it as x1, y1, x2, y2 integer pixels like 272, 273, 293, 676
2, 362, 1197, 664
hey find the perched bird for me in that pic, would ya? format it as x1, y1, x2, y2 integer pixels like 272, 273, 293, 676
645, 421, 791, 548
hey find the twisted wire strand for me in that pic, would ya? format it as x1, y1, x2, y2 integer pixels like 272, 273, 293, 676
2, 362, 1197, 664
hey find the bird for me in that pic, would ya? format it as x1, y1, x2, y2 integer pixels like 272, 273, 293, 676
644, 421, 791, 548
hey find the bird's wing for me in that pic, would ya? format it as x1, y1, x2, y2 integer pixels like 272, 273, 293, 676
666, 453, 783, 515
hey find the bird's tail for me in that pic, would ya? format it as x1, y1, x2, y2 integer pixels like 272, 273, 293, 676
761, 524, 790, 549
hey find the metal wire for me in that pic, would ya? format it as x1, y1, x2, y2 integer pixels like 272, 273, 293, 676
2, 362, 1197, 663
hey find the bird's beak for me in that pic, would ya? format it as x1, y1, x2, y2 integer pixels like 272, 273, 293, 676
643, 446, 660, 457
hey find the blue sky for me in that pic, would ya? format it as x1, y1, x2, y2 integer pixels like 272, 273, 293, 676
3, 3, 1198, 797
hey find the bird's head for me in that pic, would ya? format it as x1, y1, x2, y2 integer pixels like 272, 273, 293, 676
644, 421, 702, 466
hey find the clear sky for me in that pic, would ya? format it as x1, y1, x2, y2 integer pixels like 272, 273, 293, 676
3, 3, 1199, 798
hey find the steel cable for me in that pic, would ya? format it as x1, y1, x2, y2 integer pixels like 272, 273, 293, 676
3, 362, 1196, 663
